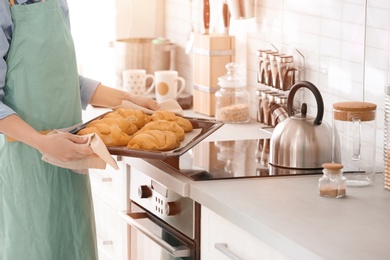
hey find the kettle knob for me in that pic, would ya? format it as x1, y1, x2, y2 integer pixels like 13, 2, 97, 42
286, 81, 324, 125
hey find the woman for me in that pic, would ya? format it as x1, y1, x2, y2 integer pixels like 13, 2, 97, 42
0, 0, 159, 259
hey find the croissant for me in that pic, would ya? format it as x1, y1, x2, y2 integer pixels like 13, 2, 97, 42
77, 124, 131, 146
87, 117, 138, 135
127, 130, 180, 151
105, 108, 150, 129
135, 120, 185, 142
150, 110, 193, 132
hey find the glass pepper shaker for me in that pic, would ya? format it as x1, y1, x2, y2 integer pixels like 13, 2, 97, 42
319, 163, 347, 198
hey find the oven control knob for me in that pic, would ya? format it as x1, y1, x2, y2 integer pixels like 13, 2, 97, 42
165, 201, 180, 216
138, 185, 152, 199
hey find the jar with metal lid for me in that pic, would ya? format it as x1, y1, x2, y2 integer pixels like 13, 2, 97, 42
276, 55, 296, 91
215, 63, 250, 124
332, 101, 377, 186
256, 49, 272, 84
261, 51, 279, 87
319, 163, 346, 198
255, 88, 269, 122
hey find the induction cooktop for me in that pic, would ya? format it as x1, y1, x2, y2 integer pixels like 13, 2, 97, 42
159, 139, 323, 181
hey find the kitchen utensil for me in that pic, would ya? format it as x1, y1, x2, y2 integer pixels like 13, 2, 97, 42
203, 0, 210, 34
73, 113, 224, 160
154, 70, 186, 103
332, 101, 377, 186
226, 0, 254, 20
122, 69, 155, 95
115, 38, 175, 88
185, 0, 195, 54
223, 2, 230, 35
269, 81, 334, 169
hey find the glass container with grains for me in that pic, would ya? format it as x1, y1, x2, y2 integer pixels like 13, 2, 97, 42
215, 63, 250, 124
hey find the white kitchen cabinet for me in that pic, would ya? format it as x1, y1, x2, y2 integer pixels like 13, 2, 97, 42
89, 156, 130, 260
201, 206, 290, 260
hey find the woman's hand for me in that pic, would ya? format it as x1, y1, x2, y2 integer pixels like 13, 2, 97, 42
129, 94, 159, 110
90, 84, 160, 111
37, 132, 94, 162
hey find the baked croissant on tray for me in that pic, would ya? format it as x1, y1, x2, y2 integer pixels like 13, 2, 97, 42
127, 130, 180, 151
77, 108, 193, 151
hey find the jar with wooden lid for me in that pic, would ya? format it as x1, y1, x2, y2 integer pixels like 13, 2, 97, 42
215, 63, 250, 124
319, 163, 346, 198
332, 101, 377, 186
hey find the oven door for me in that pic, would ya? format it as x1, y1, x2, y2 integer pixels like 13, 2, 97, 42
119, 202, 198, 260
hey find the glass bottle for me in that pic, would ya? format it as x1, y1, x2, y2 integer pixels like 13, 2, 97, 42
215, 63, 250, 124
319, 163, 347, 198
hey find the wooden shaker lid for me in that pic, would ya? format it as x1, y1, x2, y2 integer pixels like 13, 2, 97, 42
322, 163, 343, 171
333, 101, 376, 121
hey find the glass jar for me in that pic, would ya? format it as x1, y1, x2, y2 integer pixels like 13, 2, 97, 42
319, 163, 346, 198
276, 55, 296, 91
332, 101, 377, 186
261, 51, 279, 87
256, 49, 272, 84
215, 63, 250, 124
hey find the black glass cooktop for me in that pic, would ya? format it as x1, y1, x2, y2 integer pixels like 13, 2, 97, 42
159, 139, 322, 181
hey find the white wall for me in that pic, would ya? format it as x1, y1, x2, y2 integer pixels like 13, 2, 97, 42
165, 0, 389, 171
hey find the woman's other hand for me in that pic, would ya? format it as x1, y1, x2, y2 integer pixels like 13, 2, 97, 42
130, 94, 159, 110
38, 132, 94, 162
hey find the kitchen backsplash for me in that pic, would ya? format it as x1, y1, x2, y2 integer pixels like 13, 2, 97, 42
164, 0, 390, 171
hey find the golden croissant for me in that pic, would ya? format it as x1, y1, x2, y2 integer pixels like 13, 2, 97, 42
105, 108, 150, 129
135, 120, 185, 142
127, 130, 180, 151
87, 117, 138, 135
150, 110, 193, 132
77, 124, 131, 146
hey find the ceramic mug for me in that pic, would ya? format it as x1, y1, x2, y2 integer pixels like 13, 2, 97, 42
122, 69, 155, 95
154, 70, 185, 102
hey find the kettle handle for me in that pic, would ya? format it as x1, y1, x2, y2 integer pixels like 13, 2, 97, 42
287, 81, 324, 125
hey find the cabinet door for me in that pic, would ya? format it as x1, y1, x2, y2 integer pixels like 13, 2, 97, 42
93, 194, 130, 260
89, 157, 129, 211
201, 206, 290, 260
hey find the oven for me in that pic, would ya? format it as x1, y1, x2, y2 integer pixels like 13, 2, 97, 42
120, 138, 321, 259
119, 163, 200, 260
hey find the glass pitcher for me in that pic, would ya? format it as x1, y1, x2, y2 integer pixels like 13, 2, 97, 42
332, 101, 377, 186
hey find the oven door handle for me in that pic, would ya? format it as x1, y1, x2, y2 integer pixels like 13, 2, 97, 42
118, 211, 191, 258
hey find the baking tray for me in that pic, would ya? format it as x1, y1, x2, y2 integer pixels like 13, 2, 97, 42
69, 112, 224, 160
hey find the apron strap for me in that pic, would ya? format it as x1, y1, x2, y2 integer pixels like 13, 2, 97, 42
10, 0, 15, 6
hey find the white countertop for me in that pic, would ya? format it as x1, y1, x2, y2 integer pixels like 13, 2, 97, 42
83, 106, 390, 260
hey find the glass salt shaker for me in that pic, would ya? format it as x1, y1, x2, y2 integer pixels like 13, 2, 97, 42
215, 63, 250, 124
319, 163, 347, 198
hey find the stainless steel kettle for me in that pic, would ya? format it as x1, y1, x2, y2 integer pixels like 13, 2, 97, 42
269, 81, 334, 169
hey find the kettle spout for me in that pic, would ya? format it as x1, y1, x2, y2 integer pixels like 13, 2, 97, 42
269, 103, 288, 124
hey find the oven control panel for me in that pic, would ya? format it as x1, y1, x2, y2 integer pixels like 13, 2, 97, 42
129, 167, 195, 238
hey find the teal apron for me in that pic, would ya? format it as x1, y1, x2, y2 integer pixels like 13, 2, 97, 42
0, 0, 97, 259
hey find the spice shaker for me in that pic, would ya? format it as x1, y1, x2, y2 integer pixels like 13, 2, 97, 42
215, 63, 250, 124
256, 49, 272, 84
332, 102, 377, 186
384, 85, 390, 190
319, 163, 346, 198
276, 55, 296, 91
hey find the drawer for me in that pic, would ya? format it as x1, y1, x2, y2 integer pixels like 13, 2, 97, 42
89, 156, 129, 211
201, 206, 290, 260
93, 194, 130, 260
